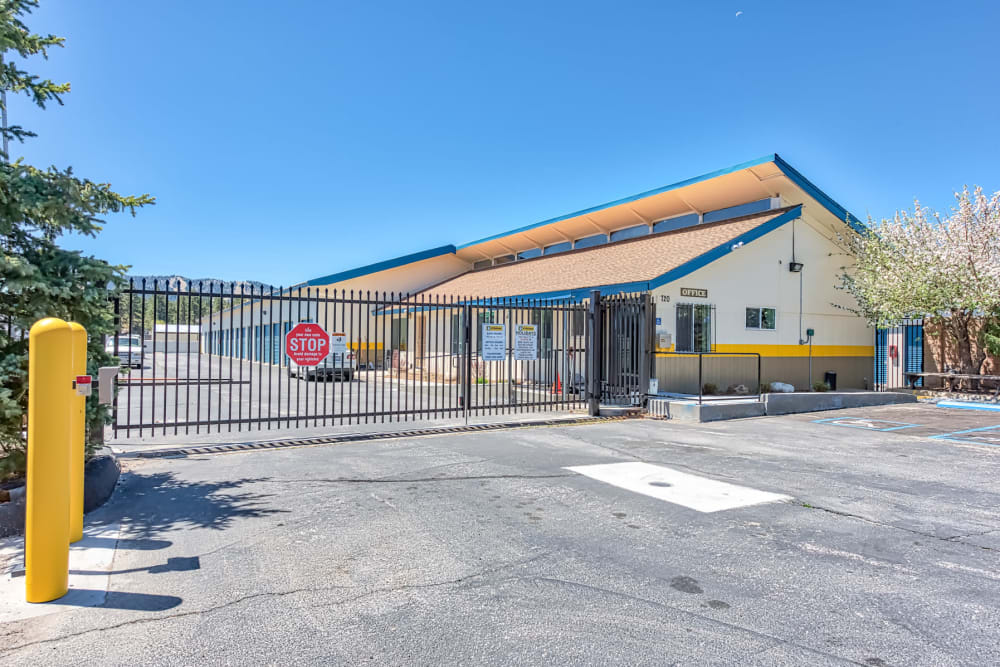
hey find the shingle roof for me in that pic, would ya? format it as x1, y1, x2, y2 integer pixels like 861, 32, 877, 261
416, 206, 799, 299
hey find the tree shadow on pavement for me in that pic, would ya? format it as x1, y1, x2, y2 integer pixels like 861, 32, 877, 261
88, 471, 287, 541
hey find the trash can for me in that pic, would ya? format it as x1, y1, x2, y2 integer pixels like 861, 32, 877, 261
823, 371, 837, 391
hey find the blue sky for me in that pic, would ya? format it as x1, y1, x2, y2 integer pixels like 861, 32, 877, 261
15, 1, 1000, 285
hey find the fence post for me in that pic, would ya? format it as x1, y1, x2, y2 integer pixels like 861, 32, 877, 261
638, 293, 653, 408
463, 302, 472, 424
588, 290, 602, 416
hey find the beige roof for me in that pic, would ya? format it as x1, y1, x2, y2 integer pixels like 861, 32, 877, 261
418, 206, 798, 299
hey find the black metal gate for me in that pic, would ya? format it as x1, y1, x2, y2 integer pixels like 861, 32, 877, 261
595, 292, 653, 406
874, 318, 924, 390
108, 281, 610, 437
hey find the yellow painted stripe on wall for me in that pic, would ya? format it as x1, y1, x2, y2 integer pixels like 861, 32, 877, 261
349, 342, 385, 350
655, 344, 873, 358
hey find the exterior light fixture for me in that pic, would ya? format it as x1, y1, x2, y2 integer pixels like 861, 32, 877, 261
788, 261, 804, 273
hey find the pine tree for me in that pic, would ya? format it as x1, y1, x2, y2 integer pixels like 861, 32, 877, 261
0, 0, 153, 475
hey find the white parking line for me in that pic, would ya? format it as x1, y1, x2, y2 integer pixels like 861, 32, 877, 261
565, 461, 791, 512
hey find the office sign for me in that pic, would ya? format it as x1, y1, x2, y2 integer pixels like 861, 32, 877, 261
514, 324, 537, 361
481, 323, 506, 361
680, 287, 708, 298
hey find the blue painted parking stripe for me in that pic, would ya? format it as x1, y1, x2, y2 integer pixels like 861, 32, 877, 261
936, 401, 1000, 412
812, 417, 920, 432
929, 424, 1000, 446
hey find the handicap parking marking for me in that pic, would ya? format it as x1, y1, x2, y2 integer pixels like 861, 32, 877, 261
564, 461, 791, 513
929, 425, 1000, 447
812, 417, 921, 432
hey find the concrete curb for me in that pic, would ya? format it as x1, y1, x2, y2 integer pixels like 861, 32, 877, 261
763, 391, 917, 415
649, 391, 917, 423
0, 448, 121, 538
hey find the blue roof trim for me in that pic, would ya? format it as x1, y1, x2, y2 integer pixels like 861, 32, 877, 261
772, 154, 865, 233
456, 154, 781, 250
304, 244, 457, 287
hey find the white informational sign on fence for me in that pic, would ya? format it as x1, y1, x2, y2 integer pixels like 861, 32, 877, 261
331, 333, 348, 356
481, 324, 506, 361
514, 324, 538, 361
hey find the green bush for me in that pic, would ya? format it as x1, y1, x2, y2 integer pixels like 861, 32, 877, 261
812, 381, 831, 392
702, 383, 718, 395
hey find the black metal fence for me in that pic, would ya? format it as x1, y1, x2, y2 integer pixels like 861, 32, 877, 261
109, 281, 602, 438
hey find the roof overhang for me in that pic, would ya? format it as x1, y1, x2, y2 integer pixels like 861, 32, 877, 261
455, 154, 861, 262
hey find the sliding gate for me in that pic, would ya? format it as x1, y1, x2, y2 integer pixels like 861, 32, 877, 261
109, 282, 603, 438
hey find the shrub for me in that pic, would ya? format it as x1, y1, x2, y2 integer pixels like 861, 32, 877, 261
812, 381, 831, 392
702, 383, 718, 395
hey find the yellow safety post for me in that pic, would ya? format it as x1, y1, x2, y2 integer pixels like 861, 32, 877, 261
69, 322, 87, 543
26, 317, 72, 603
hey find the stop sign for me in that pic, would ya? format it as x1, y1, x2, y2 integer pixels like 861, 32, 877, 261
285, 322, 330, 367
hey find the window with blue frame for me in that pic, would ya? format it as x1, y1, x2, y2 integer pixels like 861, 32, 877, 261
653, 213, 700, 233
610, 224, 649, 242
574, 233, 607, 250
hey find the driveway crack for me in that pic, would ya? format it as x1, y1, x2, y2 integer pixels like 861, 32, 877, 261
797, 501, 996, 552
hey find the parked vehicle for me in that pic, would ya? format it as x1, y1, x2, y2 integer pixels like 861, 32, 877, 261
288, 351, 356, 381
106, 334, 143, 368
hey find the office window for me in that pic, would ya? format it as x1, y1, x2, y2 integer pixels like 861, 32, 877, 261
746, 307, 776, 330
574, 233, 607, 250
473, 259, 491, 270
675, 304, 712, 353
517, 248, 541, 260
652, 213, 700, 234
543, 241, 571, 255
610, 224, 649, 242
493, 254, 515, 266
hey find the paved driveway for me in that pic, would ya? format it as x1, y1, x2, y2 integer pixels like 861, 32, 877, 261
3, 406, 999, 665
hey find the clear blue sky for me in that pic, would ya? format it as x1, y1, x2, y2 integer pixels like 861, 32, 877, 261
15, 1, 1000, 286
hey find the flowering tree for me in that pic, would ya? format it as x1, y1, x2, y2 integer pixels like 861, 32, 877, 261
838, 186, 1000, 377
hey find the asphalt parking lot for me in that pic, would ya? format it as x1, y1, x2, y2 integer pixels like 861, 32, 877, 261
3, 403, 999, 665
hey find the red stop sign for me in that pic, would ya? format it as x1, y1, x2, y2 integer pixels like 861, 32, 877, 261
285, 322, 330, 367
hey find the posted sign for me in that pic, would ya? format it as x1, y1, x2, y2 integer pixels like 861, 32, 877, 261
331, 332, 348, 356
285, 322, 331, 367
514, 324, 537, 361
481, 323, 506, 361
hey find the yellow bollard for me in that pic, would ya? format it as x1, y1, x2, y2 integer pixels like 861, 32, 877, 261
69, 322, 87, 543
26, 318, 72, 603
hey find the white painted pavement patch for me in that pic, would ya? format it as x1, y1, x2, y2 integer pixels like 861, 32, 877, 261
564, 462, 791, 513
0, 522, 121, 623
